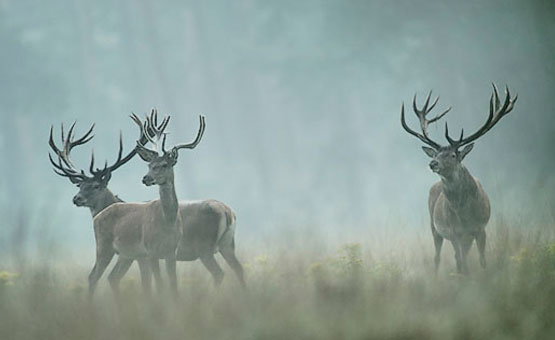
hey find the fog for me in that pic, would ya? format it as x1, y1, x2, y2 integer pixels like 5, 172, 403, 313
0, 0, 554, 258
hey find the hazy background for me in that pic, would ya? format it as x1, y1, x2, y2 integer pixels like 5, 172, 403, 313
0, 0, 553, 261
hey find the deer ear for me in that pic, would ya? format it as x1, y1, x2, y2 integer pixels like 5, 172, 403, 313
69, 176, 81, 185
100, 172, 112, 186
167, 148, 178, 165
459, 143, 474, 160
422, 146, 437, 158
136, 146, 158, 162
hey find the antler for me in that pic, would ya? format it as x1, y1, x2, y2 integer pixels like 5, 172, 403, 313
86, 109, 170, 177
130, 108, 171, 154
445, 83, 518, 148
172, 115, 205, 151
131, 110, 204, 158
49, 123, 95, 183
401, 91, 451, 149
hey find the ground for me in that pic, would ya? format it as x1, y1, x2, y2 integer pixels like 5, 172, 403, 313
1, 218, 554, 340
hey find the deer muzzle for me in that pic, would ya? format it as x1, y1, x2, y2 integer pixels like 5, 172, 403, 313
429, 160, 440, 173
72, 194, 86, 206
142, 175, 155, 186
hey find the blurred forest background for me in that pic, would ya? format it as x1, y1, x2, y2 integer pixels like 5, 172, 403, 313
0, 0, 554, 262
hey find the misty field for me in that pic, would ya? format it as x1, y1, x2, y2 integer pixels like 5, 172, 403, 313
1, 218, 554, 340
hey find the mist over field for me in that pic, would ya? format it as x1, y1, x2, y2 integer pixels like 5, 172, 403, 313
0, 1, 554, 339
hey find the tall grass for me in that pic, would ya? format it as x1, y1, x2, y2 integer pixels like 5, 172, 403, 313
1, 218, 555, 340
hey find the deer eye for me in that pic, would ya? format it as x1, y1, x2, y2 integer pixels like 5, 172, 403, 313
93, 183, 100, 189
451, 153, 456, 158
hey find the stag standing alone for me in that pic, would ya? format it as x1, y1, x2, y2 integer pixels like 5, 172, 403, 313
401, 84, 517, 274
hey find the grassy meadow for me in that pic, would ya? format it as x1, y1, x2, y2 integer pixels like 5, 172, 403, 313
1, 217, 555, 340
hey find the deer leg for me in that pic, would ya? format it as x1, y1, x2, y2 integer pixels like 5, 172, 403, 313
200, 253, 224, 287
88, 249, 115, 298
431, 224, 443, 274
451, 239, 463, 274
476, 230, 487, 269
107, 257, 134, 297
165, 255, 178, 296
220, 240, 246, 288
137, 258, 152, 296
460, 236, 473, 275
150, 258, 165, 293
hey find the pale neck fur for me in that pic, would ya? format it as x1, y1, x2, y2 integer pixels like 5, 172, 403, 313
158, 173, 178, 225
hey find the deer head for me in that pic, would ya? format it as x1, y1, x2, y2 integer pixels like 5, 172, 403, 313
49, 110, 169, 209
401, 84, 517, 177
131, 112, 205, 187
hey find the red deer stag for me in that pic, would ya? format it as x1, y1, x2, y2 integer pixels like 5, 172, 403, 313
93, 113, 205, 295
401, 84, 517, 274
49, 111, 169, 296
127, 114, 245, 289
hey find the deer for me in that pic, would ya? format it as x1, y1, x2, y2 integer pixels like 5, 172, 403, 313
401, 84, 517, 274
86, 112, 206, 297
49, 110, 170, 297
123, 114, 246, 289
51, 112, 244, 296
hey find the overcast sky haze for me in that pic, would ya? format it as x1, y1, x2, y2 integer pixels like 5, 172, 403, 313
0, 0, 553, 258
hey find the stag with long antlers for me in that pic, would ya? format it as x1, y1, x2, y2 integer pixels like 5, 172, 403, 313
116, 114, 245, 289
401, 84, 517, 274
88, 111, 189, 296
49, 110, 170, 296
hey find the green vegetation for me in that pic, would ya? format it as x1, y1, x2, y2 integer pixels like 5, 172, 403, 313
1, 221, 554, 340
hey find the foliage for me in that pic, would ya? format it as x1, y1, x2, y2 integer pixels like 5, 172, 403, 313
1, 227, 555, 339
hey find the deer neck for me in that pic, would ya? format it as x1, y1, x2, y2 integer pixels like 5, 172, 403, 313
439, 165, 478, 206
158, 175, 178, 225
90, 189, 122, 217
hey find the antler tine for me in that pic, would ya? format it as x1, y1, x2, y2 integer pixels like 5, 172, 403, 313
102, 127, 136, 175
428, 106, 452, 124
161, 133, 168, 153
427, 95, 440, 113
422, 90, 432, 113
493, 83, 501, 109
49, 125, 64, 162
66, 121, 76, 150
89, 149, 96, 174
446, 83, 517, 148
100, 131, 126, 173
60, 123, 65, 144
173, 115, 206, 151
153, 108, 158, 127
160, 116, 170, 135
